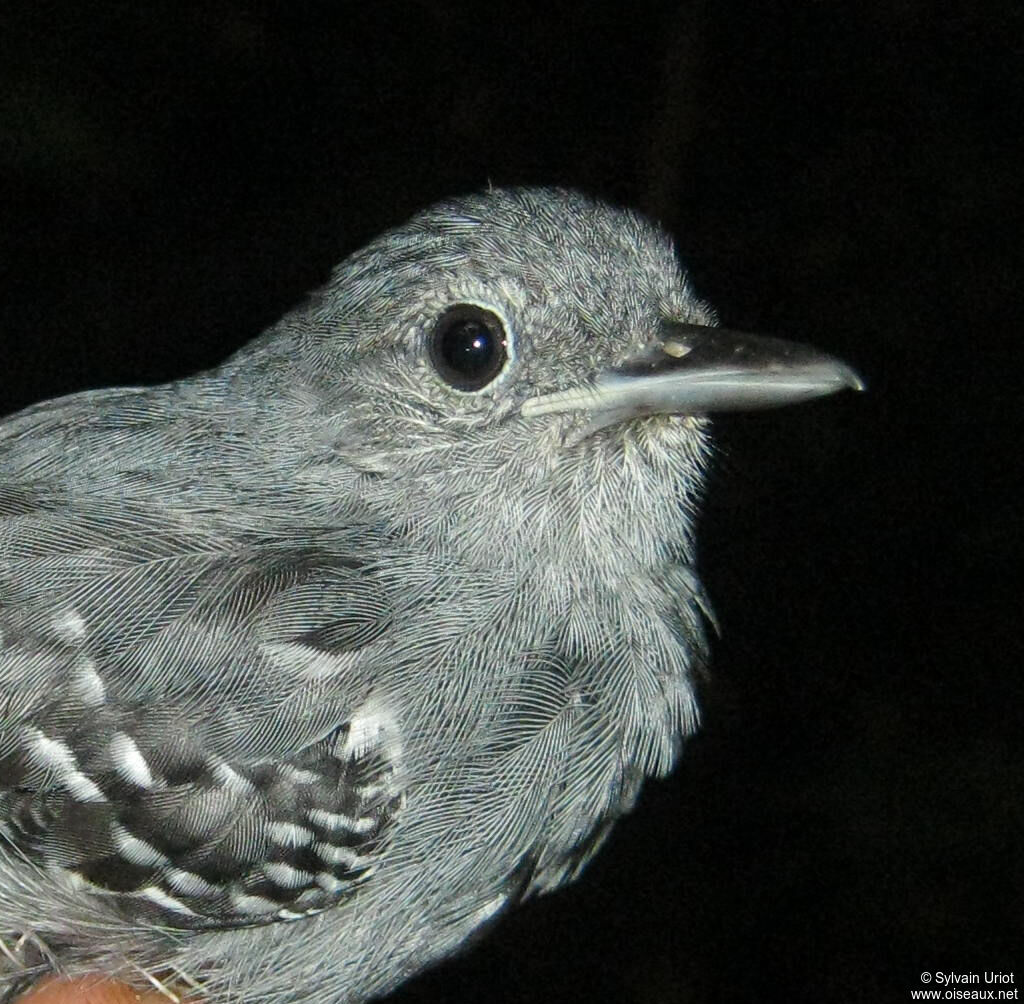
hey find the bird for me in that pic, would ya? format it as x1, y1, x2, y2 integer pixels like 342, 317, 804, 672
0, 187, 861, 1003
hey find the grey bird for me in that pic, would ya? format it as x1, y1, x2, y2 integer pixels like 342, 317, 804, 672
0, 188, 861, 1003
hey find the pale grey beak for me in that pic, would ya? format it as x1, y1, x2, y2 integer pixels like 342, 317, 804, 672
521, 322, 864, 424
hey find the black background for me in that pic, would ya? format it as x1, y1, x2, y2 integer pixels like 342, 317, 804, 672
1, 3, 1020, 1002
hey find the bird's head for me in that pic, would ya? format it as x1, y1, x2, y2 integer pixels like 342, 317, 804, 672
238, 188, 861, 567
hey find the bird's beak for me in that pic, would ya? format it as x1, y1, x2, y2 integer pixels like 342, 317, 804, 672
521, 322, 864, 427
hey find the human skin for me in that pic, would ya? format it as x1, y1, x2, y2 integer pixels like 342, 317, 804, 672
17, 977, 176, 1004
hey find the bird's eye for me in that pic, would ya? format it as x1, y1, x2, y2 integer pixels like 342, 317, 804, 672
428, 304, 509, 392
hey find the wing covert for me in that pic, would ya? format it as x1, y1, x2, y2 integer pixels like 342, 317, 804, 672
0, 473, 403, 929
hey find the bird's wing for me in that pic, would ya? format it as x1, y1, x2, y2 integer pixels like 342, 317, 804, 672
0, 445, 402, 930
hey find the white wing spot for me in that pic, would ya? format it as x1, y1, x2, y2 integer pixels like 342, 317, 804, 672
307, 808, 376, 836
164, 869, 218, 897
260, 641, 362, 682
72, 659, 106, 706
267, 822, 315, 848
313, 842, 370, 869
232, 892, 280, 916
263, 861, 313, 889
315, 872, 346, 893
137, 886, 197, 916
26, 729, 106, 802
112, 824, 170, 868
342, 699, 401, 762
109, 732, 156, 788
276, 908, 312, 921
53, 610, 87, 643
211, 760, 255, 794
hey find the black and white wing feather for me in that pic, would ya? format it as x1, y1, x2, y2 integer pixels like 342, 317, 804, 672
0, 388, 403, 933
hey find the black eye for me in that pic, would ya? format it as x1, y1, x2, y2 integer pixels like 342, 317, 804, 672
428, 304, 509, 392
